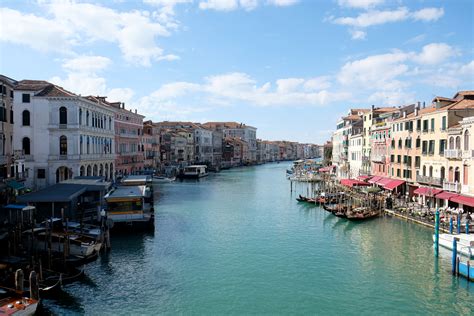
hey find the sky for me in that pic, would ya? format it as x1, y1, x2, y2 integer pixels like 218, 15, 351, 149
0, 0, 473, 144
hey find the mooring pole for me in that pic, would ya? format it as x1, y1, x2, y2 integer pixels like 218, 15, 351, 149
457, 214, 461, 234
434, 209, 440, 257
449, 217, 453, 234
452, 237, 458, 275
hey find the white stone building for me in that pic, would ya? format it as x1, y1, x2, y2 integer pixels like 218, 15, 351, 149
13, 80, 116, 190
348, 133, 363, 179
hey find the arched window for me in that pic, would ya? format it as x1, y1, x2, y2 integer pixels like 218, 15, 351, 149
59, 106, 67, 125
464, 130, 470, 151
422, 165, 426, 176
60, 135, 67, 155
449, 167, 454, 182
86, 110, 90, 126
440, 166, 445, 180
391, 139, 395, 148
22, 137, 30, 155
449, 137, 454, 150
398, 139, 402, 148
79, 108, 82, 125
456, 136, 461, 149
429, 166, 433, 178
22, 110, 30, 126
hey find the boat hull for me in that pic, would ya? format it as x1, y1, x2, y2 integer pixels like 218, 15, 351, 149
433, 233, 474, 258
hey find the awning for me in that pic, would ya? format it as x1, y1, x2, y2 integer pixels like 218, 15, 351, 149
368, 176, 381, 184
435, 191, 459, 200
414, 187, 443, 197
6, 180, 25, 190
450, 195, 474, 207
376, 177, 392, 186
384, 180, 406, 190
319, 165, 335, 172
340, 179, 371, 187
357, 175, 372, 181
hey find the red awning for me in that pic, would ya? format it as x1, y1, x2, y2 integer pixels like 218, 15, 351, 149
376, 177, 392, 186
450, 195, 474, 207
357, 175, 372, 181
340, 179, 371, 187
368, 176, 381, 184
384, 179, 405, 190
435, 191, 459, 200
319, 165, 335, 172
414, 187, 443, 197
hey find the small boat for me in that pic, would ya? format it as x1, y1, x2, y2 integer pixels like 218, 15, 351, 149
152, 175, 176, 183
346, 207, 379, 221
24, 228, 101, 258
0, 288, 38, 316
323, 204, 347, 218
433, 233, 474, 258
296, 195, 308, 202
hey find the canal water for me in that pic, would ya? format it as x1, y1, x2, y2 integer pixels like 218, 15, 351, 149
43, 163, 473, 315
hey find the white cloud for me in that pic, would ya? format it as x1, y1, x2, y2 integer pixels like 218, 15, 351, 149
337, 0, 384, 9
267, 0, 299, 7
412, 43, 456, 65
62, 56, 112, 73
331, 7, 444, 40
199, 0, 239, 10
333, 7, 409, 28
108, 88, 135, 104
198, 0, 299, 11
0, 7, 74, 53
1, 3, 177, 66
412, 7, 444, 22
350, 29, 366, 40
303, 76, 332, 91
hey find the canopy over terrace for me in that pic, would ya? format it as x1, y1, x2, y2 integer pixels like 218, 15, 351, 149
318, 166, 335, 172
357, 175, 372, 181
17, 184, 86, 219
340, 179, 371, 188
450, 195, 474, 208
368, 176, 381, 184
414, 187, 443, 197
383, 179, 406, 191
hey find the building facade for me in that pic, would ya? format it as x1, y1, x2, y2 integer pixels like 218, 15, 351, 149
14, 81, 115, 189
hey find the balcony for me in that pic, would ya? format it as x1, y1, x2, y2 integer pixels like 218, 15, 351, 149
443, 181, 461, 193
462, 150, 474, 159
445, 149, 461, 159
371, 155, 385, 163
416, 174, 443, 186
462, 185, 473, 195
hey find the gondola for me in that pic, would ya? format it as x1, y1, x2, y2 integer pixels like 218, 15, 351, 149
346, 208, 380, 221
296, 195, 308, 202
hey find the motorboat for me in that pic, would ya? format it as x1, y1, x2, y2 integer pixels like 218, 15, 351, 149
152, 175, 176, 183
178, 165, 208, 179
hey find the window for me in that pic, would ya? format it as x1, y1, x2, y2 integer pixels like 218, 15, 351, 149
422, 141, 428, 155
397, 155, 401, 163
429, 140, 435, 155
429, 166, 433, 178
441, 167, 445, 180
416, 119, 421, 131
60, 135, 67, 155
37, 169, 45, 179
456, 136, 461, 149
442, 116, 447, 131
397, 169, 401, 177
59, 106, 67, 125
22, 94, 30, 103
464, 130, 470, 151
439, 139, 446, 155
79, 108, 82, 125
22, 110, 30, 126
86, 111, 90, 126
422, 165, 426, 176
415, 156, 420, 168
22, 137, 31, 155
430, 118, 435, 132
398, 139, 402, 148
449, 137, 455, 150
423, 120, 429, 132
391, 139, 395, 149
391, 155, 394, 163
464, 165, 469, 185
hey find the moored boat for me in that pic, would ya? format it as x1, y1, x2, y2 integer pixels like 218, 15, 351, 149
178, 165, 208, 179
0, 288, 38, 316
432, 233, 474, 258
346, 207, 379, 221
152, 175, 176, 183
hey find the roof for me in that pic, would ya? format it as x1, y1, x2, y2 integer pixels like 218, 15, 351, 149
383, 179, 405, 190
414, 187, 443, 197
435, 191, 459, 200
342, 114, 363, 121
17, 184, 86, 203
121, 175, 151, 185
61, 178, 111, 191
202, 122, 257, 130
374, 107, 397, 113
453, 91, 474, 100
451, 194, 474, 207
35, 84, 76, 97
15, 80, 51, 91
105, 185, 146, 200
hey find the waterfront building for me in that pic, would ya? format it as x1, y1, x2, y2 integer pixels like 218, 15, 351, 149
348, 130, 363, 179
13, 81, 115, 190
143, 120, 159, 171
360, 106, 397, 175
0, 75, 25, 204
332, 109, 365, 178
211, 130, 223, 169
202, 122, 257, 163
90, 98, 145, 177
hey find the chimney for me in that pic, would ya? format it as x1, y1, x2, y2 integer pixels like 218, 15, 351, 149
135, 109, 137, 114
417, 101, 420, 109
403, 111, 406, 118
415, 107, 418, 117
423, 101, 426, 108
371, 104, 375, 111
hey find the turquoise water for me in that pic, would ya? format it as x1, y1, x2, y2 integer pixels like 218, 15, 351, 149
44, 163, 473, 315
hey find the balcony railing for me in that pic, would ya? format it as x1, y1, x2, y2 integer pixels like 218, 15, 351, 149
443, 181, 461, 193
371, 155, 385, 163
462, 150, 474, 159
445, 149, 461, 159
416, 174, 443, 186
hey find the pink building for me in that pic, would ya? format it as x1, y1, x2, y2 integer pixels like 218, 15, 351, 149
370, 124, 391, 177
90, 97, 145, 176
